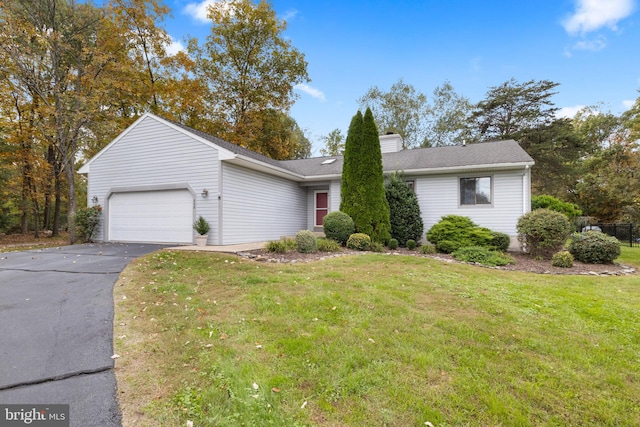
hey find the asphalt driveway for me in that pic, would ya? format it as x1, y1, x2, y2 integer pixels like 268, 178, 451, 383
0, 243, 165, 427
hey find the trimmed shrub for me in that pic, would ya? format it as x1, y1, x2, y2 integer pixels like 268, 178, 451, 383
406, 239, 417, 250
516, 209, 571, 259
426, 215, 493, 252
532, 195, 582, 219
490, 231, 511, 252
323, 211, 355, 245
265, 240, 288, 253
385, 172, 424, 246
296, 230, 317, 253
266, 238, 297, 253
551, 251, 574, 268
346, 233, 371, 251
419, 243, 436, 255
75, 205, 102, 242
568, 231, 621, 264
451, 246, 515, 266
388, 238, 399, 250
370, 241, 385, 252
317, 238, 342, 252
436, 240, 460, 254
193, 215, 210, 236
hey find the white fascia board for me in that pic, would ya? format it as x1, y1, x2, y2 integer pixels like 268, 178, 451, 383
300, 173, 342, 182
225, 156, 305, 181
397, 161, 535, 176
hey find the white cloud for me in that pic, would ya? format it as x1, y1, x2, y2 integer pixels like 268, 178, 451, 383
572, 36, 607, 51
295, 84, 326, 102
184, 0, 227, 23
165, 36, 185, 55
556, 105, 587, 118
563, 0, 636, 35
281, 9, 298, 22
622, 99, 636, 109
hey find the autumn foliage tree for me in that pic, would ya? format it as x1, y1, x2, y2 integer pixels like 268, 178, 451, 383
190, 0, 309, 159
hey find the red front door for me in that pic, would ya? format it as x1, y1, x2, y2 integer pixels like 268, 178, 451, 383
315, 192, 328, 227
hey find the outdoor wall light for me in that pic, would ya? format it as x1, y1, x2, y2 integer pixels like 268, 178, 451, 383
201, 189, 209, 198
91, 195, 99, 204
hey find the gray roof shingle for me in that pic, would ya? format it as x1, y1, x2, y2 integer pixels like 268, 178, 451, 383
165, 117, 534, 179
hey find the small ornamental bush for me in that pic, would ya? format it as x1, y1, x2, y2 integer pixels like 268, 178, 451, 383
517, 209, 571, 259
370, 241, 385, 252
490, 232, 511, 252
317, 238, 342, 252
265, 238, 297, 253
265, 240, 288, 253
296, 230, 318, 253
551, 251, 574, 268
451, 246, 515, 267
426, 215, 493, 252
75, 205, 102, 242
388, 238, 399, 250
568, 231, 621, 264
419, 243, 436, 255
193, 216, 211, 236
346, 233, 371, 251
406, 239, 417, 250
436, 240, 460, 254
323, 211, 355, 245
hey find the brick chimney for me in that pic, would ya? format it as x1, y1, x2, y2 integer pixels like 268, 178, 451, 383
379, 132, 403, 153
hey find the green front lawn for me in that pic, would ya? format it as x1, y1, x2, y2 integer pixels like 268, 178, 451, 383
114, 248, 640, 426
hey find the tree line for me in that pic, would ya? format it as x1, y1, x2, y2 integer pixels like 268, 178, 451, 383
0, 0, 311, 241
1, 0, 639, 241
323, 78, 640, 225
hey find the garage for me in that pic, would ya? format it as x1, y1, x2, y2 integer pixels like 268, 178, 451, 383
108, 189, 194, 243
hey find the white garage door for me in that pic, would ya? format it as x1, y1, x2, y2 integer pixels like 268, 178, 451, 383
109, 190, 194, 243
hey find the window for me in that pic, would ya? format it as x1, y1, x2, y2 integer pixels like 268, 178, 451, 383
460, 177, 491, 205
315, 191, 328, 227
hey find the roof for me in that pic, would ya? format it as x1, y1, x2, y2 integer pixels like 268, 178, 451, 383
167, 117, 534, 179
79, 112, 534, 180
281, 140, 534, 179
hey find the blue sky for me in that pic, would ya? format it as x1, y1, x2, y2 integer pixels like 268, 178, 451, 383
163, 0, 639, 154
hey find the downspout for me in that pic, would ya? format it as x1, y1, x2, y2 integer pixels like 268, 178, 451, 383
218, 162, 224, 245
523, 165, 530, 214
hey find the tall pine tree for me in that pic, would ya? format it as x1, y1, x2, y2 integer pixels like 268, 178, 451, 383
340, 108, 391, 243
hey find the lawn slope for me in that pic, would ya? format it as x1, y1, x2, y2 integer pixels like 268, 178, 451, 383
114, 250, 640, 426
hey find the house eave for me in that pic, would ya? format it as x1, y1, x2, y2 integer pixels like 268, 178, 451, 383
225, 156, 305, 180
398, 161, 535, 176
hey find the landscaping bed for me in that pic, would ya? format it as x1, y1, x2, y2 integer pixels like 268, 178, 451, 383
241, 246, 636, 276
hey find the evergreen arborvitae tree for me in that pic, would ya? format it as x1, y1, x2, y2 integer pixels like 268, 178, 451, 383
340, 111, 364, 221
340, 108, 391, 243
385, 172, 424, 246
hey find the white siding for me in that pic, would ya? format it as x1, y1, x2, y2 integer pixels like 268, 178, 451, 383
416, 170, 527, 237
86, 116, 219, 244
222, 163, 306, 244
330, 180, 341, 212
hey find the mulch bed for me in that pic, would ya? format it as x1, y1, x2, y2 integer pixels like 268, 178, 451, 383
240, 247, 636, 276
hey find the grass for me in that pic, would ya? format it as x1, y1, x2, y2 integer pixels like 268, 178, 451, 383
114, 247, 640, 426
